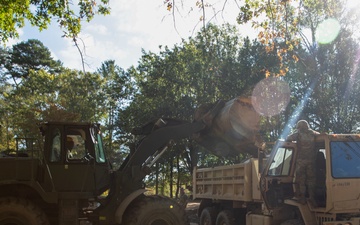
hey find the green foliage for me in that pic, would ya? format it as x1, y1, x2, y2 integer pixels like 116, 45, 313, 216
1, 39, 63, 86
56, 69, 107, 122
0, 0, 110, 42
284, 29, 360, 133
118, 23, 280, 180
236, 0, 358, 77
122, 24, 270, 126
97, 60, 135, 166
0, 40, 109, 150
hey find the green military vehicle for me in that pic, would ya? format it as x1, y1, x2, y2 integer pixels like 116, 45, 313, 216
0, 120, 204, 225
0, 97, 239, 225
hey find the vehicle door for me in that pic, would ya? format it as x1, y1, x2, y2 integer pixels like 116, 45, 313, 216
328, 135, 360, 211
90, 125, 112, 194
46, 125, 97, 192
260, 141, 297, 208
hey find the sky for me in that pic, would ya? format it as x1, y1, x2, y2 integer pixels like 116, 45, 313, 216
5, 0, 360, 73
2, 0, 360, 121
6, 0, 242, 72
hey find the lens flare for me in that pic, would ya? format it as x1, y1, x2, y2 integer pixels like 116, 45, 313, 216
279, 76, 319, 139
251, 77, 290, 117
315, 18, 341, 44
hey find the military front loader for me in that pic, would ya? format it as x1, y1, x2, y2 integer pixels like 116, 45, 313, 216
0, 122, 195, 225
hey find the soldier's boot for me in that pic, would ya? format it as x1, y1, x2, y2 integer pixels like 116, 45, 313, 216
295, 193, 306, 204
299, 195, 307, 204
297, 184, 307, 204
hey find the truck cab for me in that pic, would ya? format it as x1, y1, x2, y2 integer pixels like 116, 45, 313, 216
261, 134, 360, 224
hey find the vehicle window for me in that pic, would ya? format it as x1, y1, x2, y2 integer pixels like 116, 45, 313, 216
50, 129, 61, 162
16, 138, 38, 158
66, 129, 87, 161
90, 126, 106, 163
331, 141, 360, 178
268, 147, 293, 176
94, 133, 106, 163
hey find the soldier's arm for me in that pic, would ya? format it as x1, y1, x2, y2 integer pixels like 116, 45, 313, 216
286, 132, 298, 142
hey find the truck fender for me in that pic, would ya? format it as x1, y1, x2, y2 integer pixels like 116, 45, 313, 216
115, 189, 147, 224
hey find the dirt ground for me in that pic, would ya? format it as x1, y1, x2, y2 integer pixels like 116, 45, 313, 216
186, 200, 200, 225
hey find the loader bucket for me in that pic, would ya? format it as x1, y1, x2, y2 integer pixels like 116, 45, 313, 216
194, 97, 263, 157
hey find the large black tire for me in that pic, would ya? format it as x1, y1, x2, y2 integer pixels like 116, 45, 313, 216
123, 195, 190, 225
280, 219, 305, 225
0, 197, 49, 225
199, 207, 217, 225
215, 210, 235, 225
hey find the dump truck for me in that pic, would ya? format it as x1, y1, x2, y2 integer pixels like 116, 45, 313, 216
193, 100, 360, 225
0, 97, 258, 225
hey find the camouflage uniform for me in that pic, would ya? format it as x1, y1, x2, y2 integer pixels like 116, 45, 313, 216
179, 188, 188, 209
287, 120, 319, 204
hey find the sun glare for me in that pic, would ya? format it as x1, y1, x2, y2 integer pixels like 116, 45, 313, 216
346, 0, 360, 9
315, 18, 341, 44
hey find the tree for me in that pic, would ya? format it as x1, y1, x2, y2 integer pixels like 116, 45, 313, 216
2, 70, 61, 141
0, 67, 108, 149
0, 0, 110, 42
118, 24, 280, 194
56, 69, 107, 122
97, 60, 135, 168
284, 30, 360, 134
0, 39, 63, 86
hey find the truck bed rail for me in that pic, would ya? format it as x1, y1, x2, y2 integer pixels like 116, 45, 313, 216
193, 158, 262, 202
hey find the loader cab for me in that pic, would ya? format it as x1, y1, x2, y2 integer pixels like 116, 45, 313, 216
261, 134, 360, 212
41, 122, 111, 194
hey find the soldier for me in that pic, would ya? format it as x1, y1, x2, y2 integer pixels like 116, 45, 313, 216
66, 136, 75, 159
286, 120, 320, 205
179, 187, 189, 209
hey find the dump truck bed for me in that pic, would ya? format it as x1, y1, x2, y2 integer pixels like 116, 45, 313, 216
193, 158, 262, 202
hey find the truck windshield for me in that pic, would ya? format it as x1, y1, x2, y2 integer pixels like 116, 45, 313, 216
268, 147, 293, 176
331, 141, 360, 178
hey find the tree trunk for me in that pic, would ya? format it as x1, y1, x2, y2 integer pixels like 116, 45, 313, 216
176, 155, 180, 198
169, 159, 173, 198
155, 162, 159, 195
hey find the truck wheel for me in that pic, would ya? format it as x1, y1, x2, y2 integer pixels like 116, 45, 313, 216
280, 219, 305, 225
123, 195, 189, 225
200, 207, 217, 225
0, 197, 49, 225
215, 210, 235, 225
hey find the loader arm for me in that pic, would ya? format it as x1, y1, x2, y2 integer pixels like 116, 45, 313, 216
120, 100, 226, 173
123, 119, 205, 169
